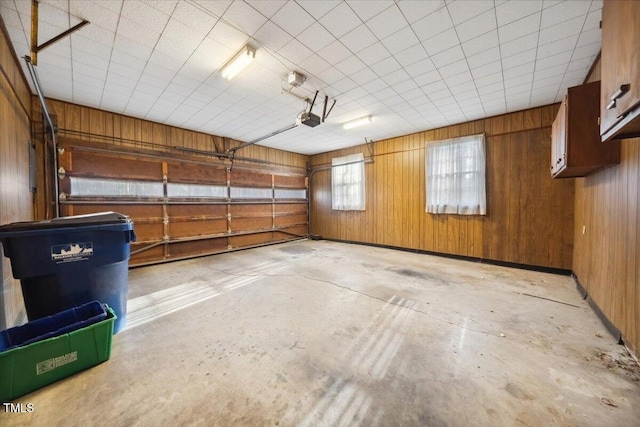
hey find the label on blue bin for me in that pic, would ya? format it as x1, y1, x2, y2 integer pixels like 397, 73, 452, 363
50, 242, 94, 264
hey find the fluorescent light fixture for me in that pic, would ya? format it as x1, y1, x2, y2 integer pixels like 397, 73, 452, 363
343, 115, 372, 130
221, 45, 255, 80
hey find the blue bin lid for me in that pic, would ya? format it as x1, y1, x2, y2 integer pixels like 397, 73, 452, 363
0, 211, 134, 237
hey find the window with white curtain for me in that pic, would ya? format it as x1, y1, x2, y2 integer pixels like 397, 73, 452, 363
426, 134, 486, 215
332, 153, 365, 211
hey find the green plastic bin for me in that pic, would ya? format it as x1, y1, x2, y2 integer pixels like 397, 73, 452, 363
0, 305, 116, 402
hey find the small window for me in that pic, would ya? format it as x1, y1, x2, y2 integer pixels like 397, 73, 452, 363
69, 177, 163, 198
332, 153, 365, 211
167, 183, 227, 198
230, 186, 272, 199
426, 134, 486, 215
274, 188, 306, 199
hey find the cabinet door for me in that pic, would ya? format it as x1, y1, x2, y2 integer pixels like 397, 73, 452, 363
551, 100, 567, 176
600, 0, 640, 135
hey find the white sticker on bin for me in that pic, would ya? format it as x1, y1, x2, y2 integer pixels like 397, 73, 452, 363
50, 242, 94, 264
36, 351, 78, 375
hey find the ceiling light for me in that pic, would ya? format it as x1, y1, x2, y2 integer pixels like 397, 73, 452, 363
221, 45, 255, 80
343, 115, 372, 130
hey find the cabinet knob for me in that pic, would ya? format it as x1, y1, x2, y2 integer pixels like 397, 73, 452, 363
606, 83, 631, 110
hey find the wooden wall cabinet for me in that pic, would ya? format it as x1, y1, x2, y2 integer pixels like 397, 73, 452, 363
600, 0, 640, 142
551, 81, 620, 178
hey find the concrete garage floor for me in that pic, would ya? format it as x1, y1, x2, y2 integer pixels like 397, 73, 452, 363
2, 240, 640, 426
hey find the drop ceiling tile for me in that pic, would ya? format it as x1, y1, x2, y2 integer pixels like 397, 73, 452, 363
187, 38, 233, 74
566, 57, 592, 74
431, 45, 464, 68
271, 1, 315, 37
110, 49, 146, 72
155, 19, 204, 62
471, 60, 502, 79
332, 76, 358, 94
299, 54, 332, 75
335, 55, 367, 76
496, 0, 542, 26
317, 40, 353, 64
318, 2, 362, 39
73, 60, 109, 79
446, 71, 473, 87
366, 6, 407, 41
346, 0, 393, 22
171, 1, 217, 35
254, 20, 293, 51
121, 0, 170, 33
503, 62, 535, 80
381, 27, 420, 54
144, 0, 179, 15
447, 0, 493, 25
475, 72, 503, 88
423, 28, 461, 56
421, 79, 447, 95
296, 0, 340, 20
504, 72, 533, 89
576, 28, 600, 48
501, 48, 536, 70
537, 36, 578, 59
272, 39, 311, 67
356, 42, 391, 66
340, 24, 378, 52
381, 69, 410, 86
541, 0, 591, 29
405, 58, 436, 78
466, 46, 501, 68
297, 22, 335, 52
400, 87, 425, 101
137, 75, 170, 93
71, 37, 111, 63
208, 20, 249, 50
561, 69, 588, 84
370, 56, 402, 76
439, 59, 469, 79
498, 12, 541, 44
570, 42, 600, 61
148, 49, 185, 72
222, 1, 268, 35
590, 0, 603, 12
456, 10, 496, 43
397, 0, 445, 24
412, 6, 453, 41
245, 1, 286, 18
117, 17, 162, 48
414, 70, 442, 87
499, 33, 538, 58
350, 67, 378, 85
316, 66, 347, 85
362, 78, 388, 94
538, 16, 585, 46
461, 29, 498, 57
534, 63, 566, 80
70, 1, 121, 32
535, 51, 571, 72
191, 0, 233, 19
532, 74, 562, 89
479, 84, 504, 97
393, 43, 428, 67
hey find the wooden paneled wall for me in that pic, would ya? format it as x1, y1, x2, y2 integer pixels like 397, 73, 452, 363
574, 58, 640, 356
310, 105, 575, 270
0, 18, 32, 329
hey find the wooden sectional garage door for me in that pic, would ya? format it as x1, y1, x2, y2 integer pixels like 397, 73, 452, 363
56, 137, 308, 266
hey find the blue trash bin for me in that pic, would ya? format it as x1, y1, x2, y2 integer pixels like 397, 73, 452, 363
0, 212, 135, 333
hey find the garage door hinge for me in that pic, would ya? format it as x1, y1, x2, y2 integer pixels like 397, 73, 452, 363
163, 216, 169, 225
59, 192, 66, 200
57, 167, 65, 180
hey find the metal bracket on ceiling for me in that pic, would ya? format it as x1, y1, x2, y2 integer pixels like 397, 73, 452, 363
365, 137, 374, 158
30, 0, 90, 66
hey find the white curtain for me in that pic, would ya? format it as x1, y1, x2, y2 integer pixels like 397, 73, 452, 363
332, 153, 365, 211
426, 134, 486, 215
